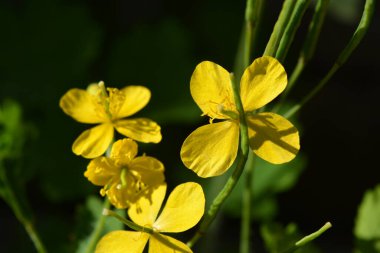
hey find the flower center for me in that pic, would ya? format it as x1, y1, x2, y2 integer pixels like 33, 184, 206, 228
88, 81, 113, 120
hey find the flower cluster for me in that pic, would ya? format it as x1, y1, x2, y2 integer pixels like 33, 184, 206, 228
60, 56, 299, 252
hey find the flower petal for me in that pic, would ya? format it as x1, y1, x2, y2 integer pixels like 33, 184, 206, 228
247, 112, 300, 164
240, 56, 287, 111
84, 157, 118, 186
154, 182, 205, 233
149, 233, 192, 253
72, 123, 114, 158
59, 88, 107, 123
190, 61, 236, 119
128, 184, 167, 227
109, 86, 151, 119
114, 118, 162, 143
95, 231, 149, 253
180, 121, 239, 177
110, 138, 138, 165
130, 156, 165, 188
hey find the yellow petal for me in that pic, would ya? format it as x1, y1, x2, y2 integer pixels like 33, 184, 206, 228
128, 184, 167, 227
240, 56, 287, 111
180, 121, 239, 177
109, 86, 151, 119
154, 182, 205, 233
95, 231, 149, 253
247, 112, 300, 164
72, 123, 114, 158
190, 61, 237, 119
110, 138, 138, 165
84, 157, 118, 186
59, 88, 107, 123
107, 183, 133, 209
130, 156, 165, 187
114, 118, 162, 143
149, 233, 192, 253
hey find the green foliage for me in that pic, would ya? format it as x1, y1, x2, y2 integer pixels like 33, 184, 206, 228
74, 196, 124, 253
354, 184, 380, 253
222, 153, 307, 220
261, 223, 321, 253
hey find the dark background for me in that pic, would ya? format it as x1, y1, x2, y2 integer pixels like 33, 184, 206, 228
0, 0, 379, 252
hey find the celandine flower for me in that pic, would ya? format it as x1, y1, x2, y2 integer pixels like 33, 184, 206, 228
181, 56, 300, 177
60, 81, 161, 158
85, 138, 164, 209
95, 182, 205, 253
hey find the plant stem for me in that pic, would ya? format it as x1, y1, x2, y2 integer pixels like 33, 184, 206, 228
273, 0, 330, 113
83, 199, 111, 253
280, 222, 332, 253
187, 62, 250, 251
104, 209, 154, 234
283, 0, 376, 119
275, 0, 311, 62
263, 0, 296, 57
0, 164, 47, 253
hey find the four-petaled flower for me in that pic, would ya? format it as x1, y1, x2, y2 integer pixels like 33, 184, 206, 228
60, 81, 162, 158
85, 138, 165, 209
180, 56, 300, 177
95, 182, 205, 253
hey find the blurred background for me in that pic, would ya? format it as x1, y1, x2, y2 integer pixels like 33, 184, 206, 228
0, 0, 379, 252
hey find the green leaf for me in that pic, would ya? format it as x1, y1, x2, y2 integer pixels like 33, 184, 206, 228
354, 184, 380, 253
75, 196, 125, 253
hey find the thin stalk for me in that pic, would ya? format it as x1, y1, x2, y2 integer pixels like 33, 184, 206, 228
187, 74, 250, 250
240, 153, 255, 253
263, 0, 296, 57
104, 209, 154, 234
275, 0, 311, 62
280, 222, 332, 253
0, 164, 47, 253
83, 199, 111, 253
273, 0, 330, 113
283, 0, 376, 119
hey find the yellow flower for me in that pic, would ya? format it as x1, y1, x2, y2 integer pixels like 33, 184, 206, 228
84, 138, 165, 209
181, 56, 300, 177
95, 182, 205, 253
59, 81, 162, 158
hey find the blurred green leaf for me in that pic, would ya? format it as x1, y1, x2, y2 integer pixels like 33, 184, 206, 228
354, 184, 380, 253
328, 0, 361, 24
223, 153, 307, 220
261, 222, 321, 253
75, 196, 124, 253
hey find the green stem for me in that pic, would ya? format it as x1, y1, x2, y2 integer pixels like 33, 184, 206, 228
273, 0, 330, 113
263, 0, 296, 57
283, 0, 376, 119
240, 153, 255, 253
83, 199, 111, 253
187, 70, 250, 250
280, 222, 332, 253
104, 209, 154, 234
0, 164, 47, 253
275, 0, 311, 62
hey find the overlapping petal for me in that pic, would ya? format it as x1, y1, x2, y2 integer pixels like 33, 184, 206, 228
149, 233, 192, 253
154, 182, 204, 233
190, 61, 236, 119
181, 121, 239, 177
84, 157, 118, 186
110, 138, 138, 165
130, 156, 165, 188
240, 56, 287, 111
115, 118, 162, 143
95, 231, 149, 253
72, 123, 114, 158
246, 112, 300, 164
128, 184, 167, 228
59, 88, 108, 124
